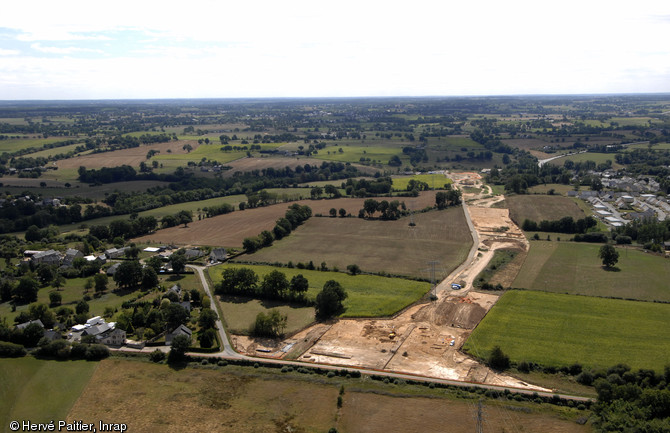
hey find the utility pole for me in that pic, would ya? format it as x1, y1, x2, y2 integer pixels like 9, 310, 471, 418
474, 399, 484, 433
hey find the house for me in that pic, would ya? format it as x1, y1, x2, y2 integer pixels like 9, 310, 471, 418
209, 248, 226, 263
168, 285, 182, 299
83, 322, 111, 337
106, 263, 121, 276
30, 250, 61, 266
184, 248, 203, 260
62, 248, 83, 267
97, 328, 126, 346
105, 247, 129, 259
16, 319, 44, 330
43, 329, 62, 341
179, 300, 192, 312
165, 325, 192, 346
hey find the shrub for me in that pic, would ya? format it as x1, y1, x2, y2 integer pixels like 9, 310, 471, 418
85, 344, 110, 360
149, 349, 166, 363
0, 341, 26, 357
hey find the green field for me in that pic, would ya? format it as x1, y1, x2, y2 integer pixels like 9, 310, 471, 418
208, 263, 431, 317
550, 152, 618, 168
0, 137, 72, 153
22, 143, 86, 159
391, 173, 452, 191
627, 142, 670, 151
151, 142, 282, 172
0, 358, 98, 426
312, 144, 403, 164
513, 241, 670, 301
218, 296, 315, 334
242, 207, 472, 281
505, 194, 586, 226
464, 290, 670, 371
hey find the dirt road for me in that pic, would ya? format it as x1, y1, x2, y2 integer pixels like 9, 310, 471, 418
227, 171, 542, 392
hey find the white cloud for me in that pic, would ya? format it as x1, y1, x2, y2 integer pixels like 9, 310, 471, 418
30, 43, 104, 55
0, 48, 19, 56
0, 0, 669, 98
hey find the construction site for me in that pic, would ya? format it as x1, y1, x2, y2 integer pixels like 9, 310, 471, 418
231, 172, 545, 392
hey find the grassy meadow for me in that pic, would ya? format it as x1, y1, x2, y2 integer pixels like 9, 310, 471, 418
512, 241, 670, 302
391, 173, 452, 191
464, 290, 670, 371
0, 358, 98, 427
312, 144, 403, 164
218, 296, 315, 334
208, 263, 431, 318
64, 358, 587, 433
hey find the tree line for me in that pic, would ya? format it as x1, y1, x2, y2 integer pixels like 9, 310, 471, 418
243, 204, 312, 253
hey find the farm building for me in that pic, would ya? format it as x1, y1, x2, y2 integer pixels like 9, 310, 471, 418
30, 250, 61, 266
62, 248, 83, 267
166, 325, 192, 346
210, 248, 227, 262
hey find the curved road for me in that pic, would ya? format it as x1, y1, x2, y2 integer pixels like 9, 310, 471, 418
186, 265, 592, 402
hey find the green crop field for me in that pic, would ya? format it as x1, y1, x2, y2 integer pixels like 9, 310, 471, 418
22, 142, 85, 159
0, 137, 71, 153
150, 142, 282, 173
0, 358, 97, 427
464, 290, 670, 371
505, 194, 586, 226
391, 174, 452, 191
312, 145, 403, 164
513, 241, 670, 301
208, 263, 431, 317
242, 207, 472, 281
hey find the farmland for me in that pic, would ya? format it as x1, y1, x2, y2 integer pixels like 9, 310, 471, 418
312, 144, 404, 164
54, 140, 198, 172
464, 290, 670, 371
0, 358, 97, 427
243, 206, 472, 280
505, 194, 586, 226
208, 263, 431, 317
64, 358, 587, 433
391, 173, 452, 191
549, 152, 618, 168
133, 192, 438, 247
512, 241, 670, 302
0, 137, 75, 153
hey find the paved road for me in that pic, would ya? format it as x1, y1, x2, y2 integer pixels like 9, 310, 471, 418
189, 265, 241, 358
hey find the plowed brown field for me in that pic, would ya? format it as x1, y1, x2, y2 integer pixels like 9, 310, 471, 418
56, 140, 198, 170
134, 191, 437, 247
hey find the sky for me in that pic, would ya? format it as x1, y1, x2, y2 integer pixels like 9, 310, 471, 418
1, 0, 669, 100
